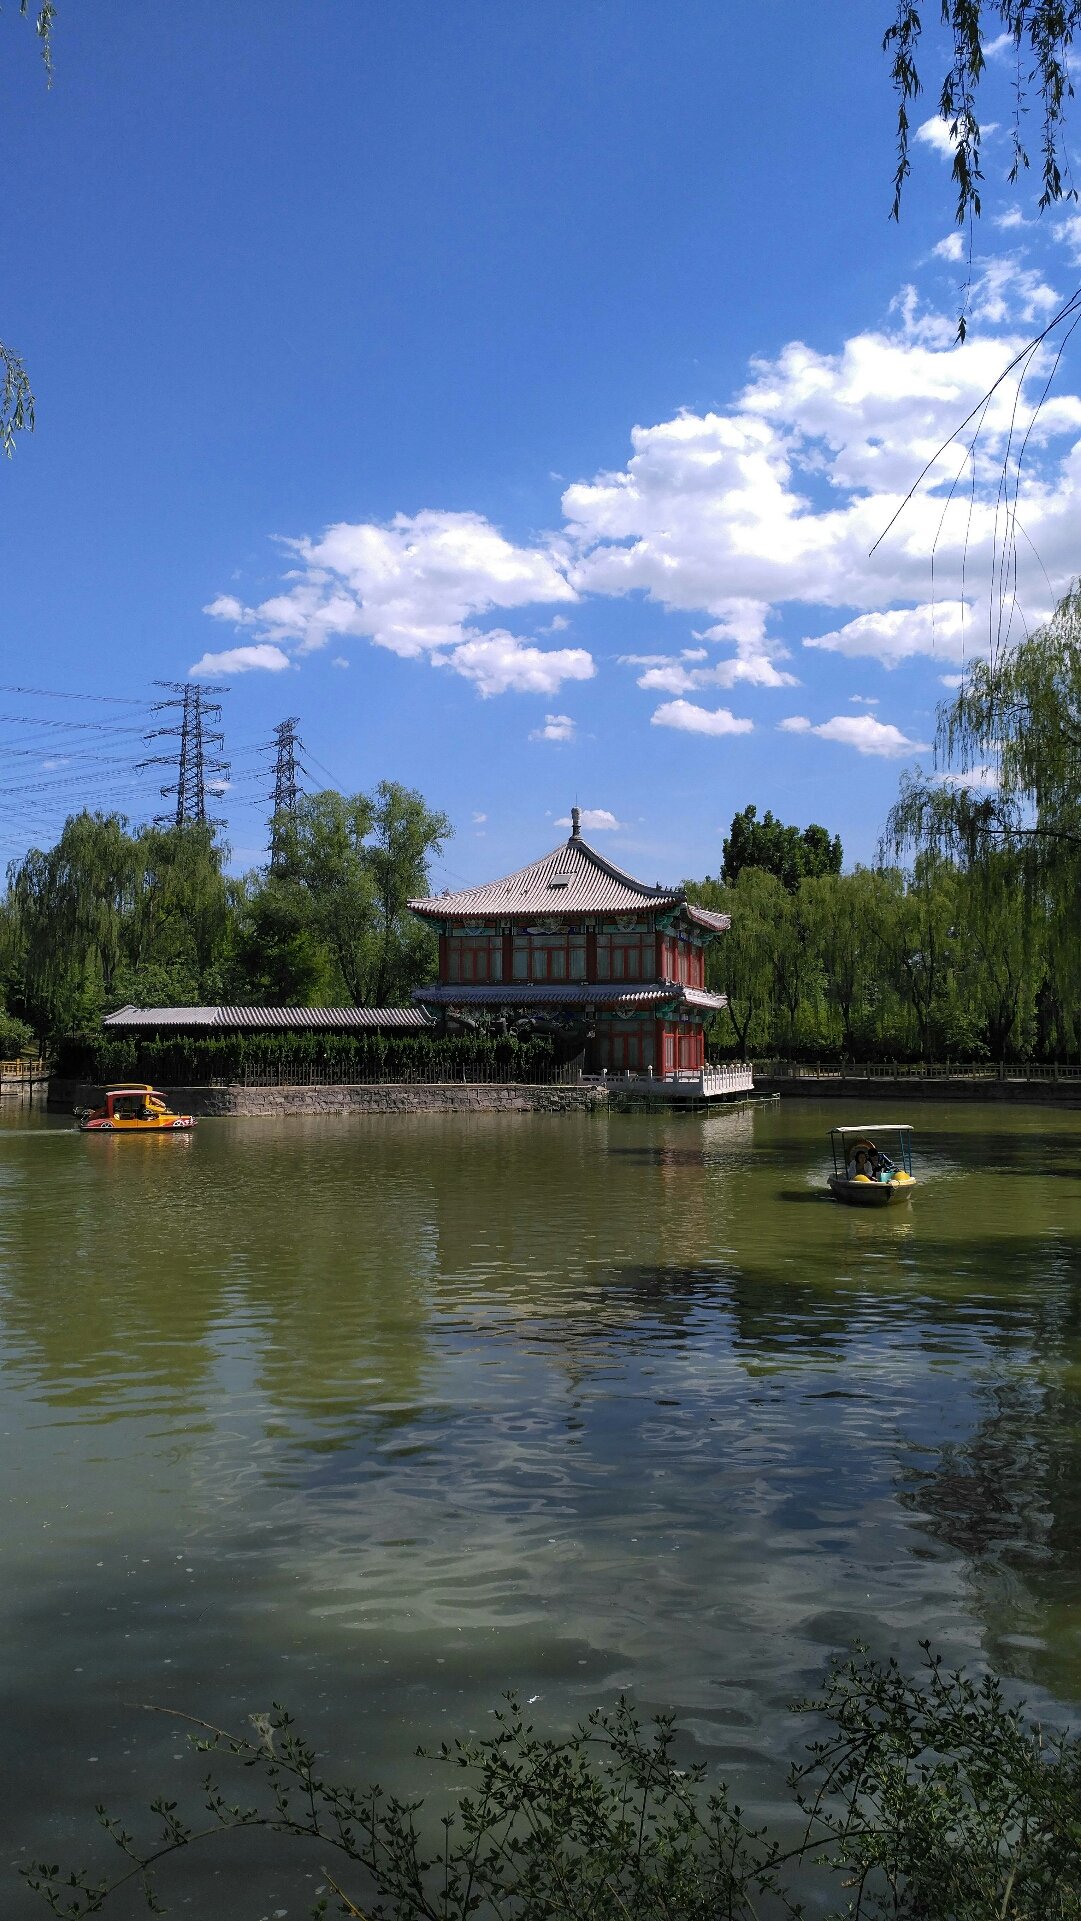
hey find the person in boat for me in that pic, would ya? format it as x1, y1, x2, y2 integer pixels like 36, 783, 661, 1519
868, 1145, 895, 1182
847, 1147, 871, 1179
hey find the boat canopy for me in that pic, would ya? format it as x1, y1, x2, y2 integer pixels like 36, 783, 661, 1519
829, 1123, 914, 1138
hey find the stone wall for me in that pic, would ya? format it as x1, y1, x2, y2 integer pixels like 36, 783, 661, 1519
50, 1079, 610, 1118
752, 1073, 1081, 1108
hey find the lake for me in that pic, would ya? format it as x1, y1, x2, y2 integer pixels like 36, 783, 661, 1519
3, 1096, 1081, 1914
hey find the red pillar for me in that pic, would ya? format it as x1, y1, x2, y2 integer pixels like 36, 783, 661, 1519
586, 928, 598, 981
438, 933, 448, 982
502, 931, 513, 982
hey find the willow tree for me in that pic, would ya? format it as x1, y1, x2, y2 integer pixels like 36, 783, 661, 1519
888, 587, 1081, 1036
885, 2, 1081, 229
7, 811, 137, 1033
802, 868, 902, 1057
2, 3, 54, 453
688, 870, 786, 1060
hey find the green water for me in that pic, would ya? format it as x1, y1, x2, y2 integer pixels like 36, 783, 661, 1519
3, 1097, 1081, 1913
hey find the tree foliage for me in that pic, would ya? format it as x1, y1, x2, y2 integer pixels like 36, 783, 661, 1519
888, 587, 1081, 1015
885, 1, 1081, 225
2, 784, 451, 1044
22, 1649, 1081, 1919
720, 805, 842, 893
688, 846, 1059, 1062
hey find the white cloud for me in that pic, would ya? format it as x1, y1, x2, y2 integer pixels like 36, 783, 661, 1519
934, 763, 998, 789
803, 600, 970, 666
472, 811, 488, 824
207, 250, 1081, 718
636, 655, 799, 694
916, 115, 960, 157
562, 312, 1081, 661
331, 656, 349, 669
541, 614, 570, 632
933, 232, 966, 262
555, 807, 622, 830
849, 694, 879, 705
441, 631, 593, 697
939, 672, 964, 688
531, 712, 576, 741
970, 256, 1059, 325
1053, 209, 1081, 265
983, 31, 1013, 59
204, 509, 585, 697
650, 700, 754, 737
780, 713, 928, 757
188, 643, 292, 675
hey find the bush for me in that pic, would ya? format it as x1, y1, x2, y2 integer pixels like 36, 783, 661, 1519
53, 1028, 573, 1086
21, 1647, 1081, 1919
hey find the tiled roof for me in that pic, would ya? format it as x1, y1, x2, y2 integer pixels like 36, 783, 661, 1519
685, 903, 730, 933
412, 983, 728, 1012
102, 1004, 433, 1031
410, 832, 717, 922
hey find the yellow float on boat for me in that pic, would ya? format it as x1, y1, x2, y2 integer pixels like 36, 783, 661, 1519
77, 1084, 196, 1133
826, 1124, 916, 1206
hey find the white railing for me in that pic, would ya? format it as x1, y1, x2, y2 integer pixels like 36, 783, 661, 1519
700, 1062, 755, 1095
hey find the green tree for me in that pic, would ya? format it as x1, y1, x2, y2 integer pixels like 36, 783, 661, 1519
231, 869, 339, 1006
274, 790, 377, 1003
884, 853, 961, 1059
127, 823, 231, 986
689, 870, 787, 1059
7, 811, 136, 1035
721, 805, 842, 894
802, 867, 900, 1057
366, 781, 451, 1005
954, 852, 1042, 1059
889, 587, 1081, 1034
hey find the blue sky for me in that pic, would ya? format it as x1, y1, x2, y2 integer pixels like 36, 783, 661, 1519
3, 2, 1081, 887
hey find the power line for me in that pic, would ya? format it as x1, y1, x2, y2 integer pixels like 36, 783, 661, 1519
0, 682, 146, 704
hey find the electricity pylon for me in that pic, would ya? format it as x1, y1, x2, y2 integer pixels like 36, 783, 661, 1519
268, 715, 303, 870
137, 681, 230, 828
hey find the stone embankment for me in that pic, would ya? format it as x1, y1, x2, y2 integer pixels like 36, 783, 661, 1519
752, 1071, 1081, 1107
50, 1080, 610, 1118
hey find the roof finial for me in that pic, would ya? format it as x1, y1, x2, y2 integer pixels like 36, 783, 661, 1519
570, 804, 581, 839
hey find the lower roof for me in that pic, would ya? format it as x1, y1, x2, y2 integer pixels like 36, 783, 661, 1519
412, 982, 727, 1012
102, 1004, 433, 1031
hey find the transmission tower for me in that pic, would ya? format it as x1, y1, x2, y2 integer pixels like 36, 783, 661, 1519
268, 715, 303, 870
137, 681, 230, 828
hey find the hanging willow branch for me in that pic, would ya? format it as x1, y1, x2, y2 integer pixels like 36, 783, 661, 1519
885, 1, 1081, 225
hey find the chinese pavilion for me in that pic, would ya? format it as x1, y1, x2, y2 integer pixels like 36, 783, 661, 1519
408, 808, 729, 1076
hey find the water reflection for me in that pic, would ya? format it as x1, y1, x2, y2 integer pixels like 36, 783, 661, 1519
2, 1099, 1081, 1916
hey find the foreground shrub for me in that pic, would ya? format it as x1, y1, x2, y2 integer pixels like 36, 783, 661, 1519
21, 1647, 1081, 1919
